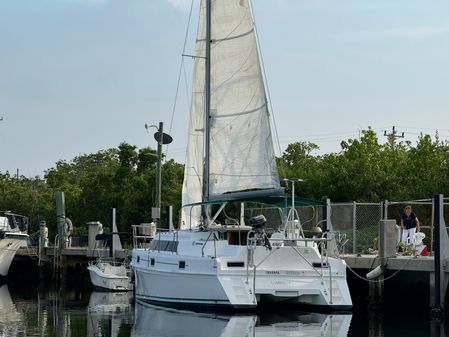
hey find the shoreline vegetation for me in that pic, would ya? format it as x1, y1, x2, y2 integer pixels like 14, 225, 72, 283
1, 127, 448, 239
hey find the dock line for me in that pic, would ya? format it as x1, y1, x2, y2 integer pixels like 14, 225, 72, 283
346, 256, 412, 283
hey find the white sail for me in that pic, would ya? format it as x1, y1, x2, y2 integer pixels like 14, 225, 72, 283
181, 0, 280, 228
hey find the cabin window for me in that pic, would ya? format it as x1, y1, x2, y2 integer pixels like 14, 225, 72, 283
150, 258, 155, 266
149, 239, 178, 252
179, 261, 186, 269
227, 261, 244, 267
312, 262, 328, 268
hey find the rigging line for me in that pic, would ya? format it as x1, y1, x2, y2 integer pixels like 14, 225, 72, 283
182, 60, 191, 112
166, 0, 195, 160
249, 0, 285, 181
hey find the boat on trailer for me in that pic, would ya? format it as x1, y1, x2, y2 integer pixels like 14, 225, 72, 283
131, 0, 352, 310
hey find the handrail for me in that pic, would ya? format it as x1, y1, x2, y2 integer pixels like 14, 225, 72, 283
201, 231, 215, 257
286, 236, 334, 242
291, 245, 324, 277
173, 231, 178, 255
328, 262, 333, 305
132, 224, 156, 249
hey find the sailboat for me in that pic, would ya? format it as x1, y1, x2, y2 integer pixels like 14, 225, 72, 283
0, 212, 29, 278
131, 0, 352, 309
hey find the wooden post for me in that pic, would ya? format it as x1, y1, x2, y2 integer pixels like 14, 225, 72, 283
55, 192, 66, 283
55, 192, 66, 250
352, 201, 357, 254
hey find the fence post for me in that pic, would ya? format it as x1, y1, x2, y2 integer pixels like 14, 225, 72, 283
383, 200, 389, 220
430, 199, 434, 254
431, 194, 443, 317
352, 201, 357, 254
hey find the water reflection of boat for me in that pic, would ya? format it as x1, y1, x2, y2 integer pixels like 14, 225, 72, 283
87, 291, 133, 337
256, 312, 352, 337
132, 300, 352, 337
0, 284, 24, 336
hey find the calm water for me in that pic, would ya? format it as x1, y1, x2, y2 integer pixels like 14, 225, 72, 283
0, 282, 446, 337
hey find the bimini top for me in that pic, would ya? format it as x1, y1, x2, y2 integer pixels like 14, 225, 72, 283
182, 194, 325, 209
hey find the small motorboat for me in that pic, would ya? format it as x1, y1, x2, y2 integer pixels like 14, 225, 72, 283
87, 209, 132, 291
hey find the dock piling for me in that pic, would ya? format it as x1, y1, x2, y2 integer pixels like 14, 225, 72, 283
430, 194, 448, 317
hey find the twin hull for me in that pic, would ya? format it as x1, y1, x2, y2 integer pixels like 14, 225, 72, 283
131, 234, 352, 309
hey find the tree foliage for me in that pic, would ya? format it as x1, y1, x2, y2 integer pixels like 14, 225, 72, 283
281, 128, 449, 202
0, 143, 183, 239
2, 128, 449, 241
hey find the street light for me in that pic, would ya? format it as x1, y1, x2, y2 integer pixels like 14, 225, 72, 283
145, 122, 173, 223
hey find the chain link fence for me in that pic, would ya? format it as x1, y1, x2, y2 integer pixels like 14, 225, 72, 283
246, 198, 449, 255
329, 202, 382, 254
330, 199, 449, 255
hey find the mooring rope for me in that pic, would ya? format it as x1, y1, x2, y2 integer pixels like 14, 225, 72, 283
346, 256, 413, 283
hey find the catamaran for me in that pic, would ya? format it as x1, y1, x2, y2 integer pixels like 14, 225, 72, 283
131, 0, 352, 309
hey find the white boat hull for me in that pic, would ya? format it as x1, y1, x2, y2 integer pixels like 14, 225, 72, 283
88, 262, 132, 291
131, 232, 352, 309
0, 233, 28, 277
133, 255, 256, 308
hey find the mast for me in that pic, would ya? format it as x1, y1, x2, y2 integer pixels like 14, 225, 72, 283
203, 0, 211, 203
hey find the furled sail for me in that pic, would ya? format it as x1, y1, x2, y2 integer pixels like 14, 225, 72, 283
181, 0, 280, 229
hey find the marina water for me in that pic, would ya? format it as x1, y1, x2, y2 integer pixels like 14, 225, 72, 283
0, 281, 443, 337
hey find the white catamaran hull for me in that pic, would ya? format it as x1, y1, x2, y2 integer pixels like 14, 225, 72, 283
0, 233, 28, 277
88, 262, 132, 291
131, 231, 352, 309
133, 253, 256, 308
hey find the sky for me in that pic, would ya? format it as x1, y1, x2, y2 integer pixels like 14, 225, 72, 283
1, 0, 449, 177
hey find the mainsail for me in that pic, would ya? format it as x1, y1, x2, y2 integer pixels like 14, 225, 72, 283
181, 0, 280, 228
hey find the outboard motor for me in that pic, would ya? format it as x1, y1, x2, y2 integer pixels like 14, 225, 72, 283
248, 215, 271, 250
249, 215, 267, 229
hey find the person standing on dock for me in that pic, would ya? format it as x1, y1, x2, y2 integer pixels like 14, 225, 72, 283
400, 205, 420, 247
